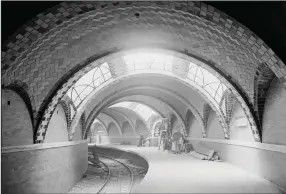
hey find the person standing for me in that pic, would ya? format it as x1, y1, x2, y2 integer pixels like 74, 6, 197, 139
138, 133, 144, 147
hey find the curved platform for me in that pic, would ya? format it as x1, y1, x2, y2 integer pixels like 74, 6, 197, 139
107, 145, 283, 193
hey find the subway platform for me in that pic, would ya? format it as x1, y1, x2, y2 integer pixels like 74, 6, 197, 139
105, 145, 283, 193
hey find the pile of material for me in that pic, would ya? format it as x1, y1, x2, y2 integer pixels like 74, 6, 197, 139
187, 142, 220, 161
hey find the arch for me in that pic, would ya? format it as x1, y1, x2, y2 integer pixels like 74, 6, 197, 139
34, 49, 262, 142
3, 3, 284, 144
103, 108, 137, 136
108, 106, 150, 133
108, 95, 187, 132
203, 103, 212, 131
98, 112, 122, 136
254, 63, 276, 132
101, 109, 133, 136
90, 118, 108, 135
82, 84, 207, 140
58, 100, 71, 132
185, 110, 195, 136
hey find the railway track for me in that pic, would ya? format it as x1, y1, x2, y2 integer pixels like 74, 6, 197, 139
68, 152, 147, 193
97, 155, 134, 193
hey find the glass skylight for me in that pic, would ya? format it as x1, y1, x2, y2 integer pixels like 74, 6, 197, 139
65, 51, 228, 111
67, 62, 112, 107
187, 62, 227, 104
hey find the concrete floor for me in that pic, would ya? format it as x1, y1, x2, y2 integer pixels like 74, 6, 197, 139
109, 145, 283, 193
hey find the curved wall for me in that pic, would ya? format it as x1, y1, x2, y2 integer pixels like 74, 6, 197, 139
122, 121, 135, 136
207, 110, 224, 139
45, 104, 69, 143
229, 101, 254, 142
262, 79, 286, 145
108, 123, 120, 137
189, 119, 203, 138
188, 138, 286, 192
1, 89, 33, 146
2, 140, 88, 194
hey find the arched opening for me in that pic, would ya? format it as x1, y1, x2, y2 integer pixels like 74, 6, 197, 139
37, 49, 261, 143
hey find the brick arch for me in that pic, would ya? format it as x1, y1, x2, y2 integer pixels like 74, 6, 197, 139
12, 1, 280, 142
185, 109, 196, 137
254, 63, 276, 132
58, 100, 71, 132
219, 89, 237, 129
79, 113, 86, 140
203, 104, 212, 134
2, 1, 284, 84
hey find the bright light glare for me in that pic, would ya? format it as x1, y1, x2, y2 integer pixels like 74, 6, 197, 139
110, 101, 158, 122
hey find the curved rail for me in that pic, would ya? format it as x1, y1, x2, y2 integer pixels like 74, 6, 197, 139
96, 161, 111, 194
98, 155, 134, 193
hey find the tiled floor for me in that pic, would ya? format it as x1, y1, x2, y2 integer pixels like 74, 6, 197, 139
110, 145, 283, 193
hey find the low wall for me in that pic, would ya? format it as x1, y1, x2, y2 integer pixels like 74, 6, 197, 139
88, 145, 149, 170
187, 138, 286, 192
2, 140, 88, 194
109, 137, 140, 145
109, 137, 159, 147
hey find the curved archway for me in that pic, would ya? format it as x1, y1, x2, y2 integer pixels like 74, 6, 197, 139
90, 118, 108, 135
35, 49, 262, 142
97, 113, 122, 135
101, 108, 136, 137
107, 106, 150, 134
13, 2, 282, 143
108, 95, 194, 134
82, 84, 208, 140
103, 108, 137, 136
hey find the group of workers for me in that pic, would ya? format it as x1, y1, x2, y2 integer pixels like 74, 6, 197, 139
159, 131, 187, 154
137, 131, 187, 154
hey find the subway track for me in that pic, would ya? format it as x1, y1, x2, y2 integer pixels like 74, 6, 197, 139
67, 152, 147, 193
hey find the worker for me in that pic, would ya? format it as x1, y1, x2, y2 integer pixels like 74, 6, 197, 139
138, 133, 144, 147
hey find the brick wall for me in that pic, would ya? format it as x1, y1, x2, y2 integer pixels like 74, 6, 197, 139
2, 141, 88, 194
262, 79, 286, 145
229, 101, 254, 142
1, 89, 33, 146
207, 110, 224, 139
44, 103, 69, 143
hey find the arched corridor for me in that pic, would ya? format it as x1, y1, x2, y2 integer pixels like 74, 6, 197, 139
2, 1, 286, 193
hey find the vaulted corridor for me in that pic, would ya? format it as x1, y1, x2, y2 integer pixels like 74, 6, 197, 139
1, 1, 286, 193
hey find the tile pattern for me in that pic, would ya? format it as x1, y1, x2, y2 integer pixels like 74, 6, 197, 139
3, 2, 277, 142
203, 103, 212, 133
253, 63, 276, 129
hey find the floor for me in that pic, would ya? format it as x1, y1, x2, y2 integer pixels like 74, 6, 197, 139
108, 145, 283, 193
